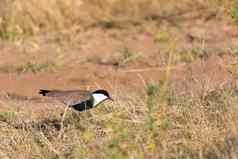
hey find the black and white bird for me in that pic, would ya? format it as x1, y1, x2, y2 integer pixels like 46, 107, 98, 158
39, 89, 113, 111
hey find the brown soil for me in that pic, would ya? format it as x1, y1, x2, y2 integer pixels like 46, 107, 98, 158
0, 7, 237, 113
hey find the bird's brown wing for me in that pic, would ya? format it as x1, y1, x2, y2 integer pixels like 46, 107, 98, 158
39, 89, 92, 106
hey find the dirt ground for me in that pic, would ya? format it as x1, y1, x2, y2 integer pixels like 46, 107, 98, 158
0, 2, 238, 158
0, 5, 237, 110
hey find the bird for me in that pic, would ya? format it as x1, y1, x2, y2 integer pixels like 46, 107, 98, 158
39, 89, 113, 111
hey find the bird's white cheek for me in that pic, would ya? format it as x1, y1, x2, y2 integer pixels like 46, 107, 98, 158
92, 94, 107, 106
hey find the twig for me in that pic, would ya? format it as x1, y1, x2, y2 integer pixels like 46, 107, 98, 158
120, 66, 181, 73
58, 105, 70, 139
40, 132, 60, 156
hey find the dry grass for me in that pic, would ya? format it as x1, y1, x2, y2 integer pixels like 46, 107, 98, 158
0, 84, 237, 159
0, 0, 238, 158
0, 61, 58, 74
0, 0, 235, 40
0, 42, 237, 158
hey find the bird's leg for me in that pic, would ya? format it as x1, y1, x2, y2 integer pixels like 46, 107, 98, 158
58, 105, 70, 138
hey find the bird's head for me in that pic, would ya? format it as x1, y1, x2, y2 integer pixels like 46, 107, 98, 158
92, 89, 113, 106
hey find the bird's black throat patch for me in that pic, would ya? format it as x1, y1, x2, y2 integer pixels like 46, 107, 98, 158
70, 99, 94, 111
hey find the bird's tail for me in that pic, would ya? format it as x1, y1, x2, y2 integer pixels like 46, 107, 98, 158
39, 90, 51, 96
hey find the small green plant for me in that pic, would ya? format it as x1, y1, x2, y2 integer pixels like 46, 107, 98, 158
165, 92, 177, 106
160, 117, 172, 130
106, 128, 129, 159
232, 63, 238, 78
0, 62, 57, 73
228, 47, 238, 59
69, 144, 88, 159
16, 61, 57, 73
231, 4, 238, 24
146, 83, 159, 130
176, 48, 208, 63
0, 111, 17, 123
154, 31, 170, 42
118, 47, 139, 66
0, 7, 29, 41
0, 27, 19, 41
147, 83, 159, 97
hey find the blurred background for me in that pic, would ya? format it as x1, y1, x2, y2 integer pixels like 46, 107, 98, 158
0, 0, 237, 96
0, 0, 238, 158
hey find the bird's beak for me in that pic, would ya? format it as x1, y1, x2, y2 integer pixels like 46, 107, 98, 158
109, 97, 114, 101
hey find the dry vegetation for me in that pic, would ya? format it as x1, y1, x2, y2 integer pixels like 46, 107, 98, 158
0, 83, 237, 159
0, 0, 234, 40
0, 0, 238, 159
